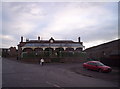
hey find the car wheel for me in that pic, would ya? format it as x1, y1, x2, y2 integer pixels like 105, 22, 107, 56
99, 69, 103, 73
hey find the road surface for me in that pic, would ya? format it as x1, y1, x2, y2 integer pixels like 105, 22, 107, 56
0, 57, 2, 89
2, 58, 119, 88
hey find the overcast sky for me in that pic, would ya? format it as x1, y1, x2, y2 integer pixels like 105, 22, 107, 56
1, 2, 118, 49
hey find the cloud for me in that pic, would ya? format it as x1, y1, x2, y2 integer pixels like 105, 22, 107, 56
0, 34, 18, 48
2, 2, 118, 48
2, 2, 46, 40
1, 35, 14, 40
2, 2, 46, 47
37, 2, 118, 43
3, 21, 36, 36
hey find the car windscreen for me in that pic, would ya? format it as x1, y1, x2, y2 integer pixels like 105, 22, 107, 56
96, 62, 105, 66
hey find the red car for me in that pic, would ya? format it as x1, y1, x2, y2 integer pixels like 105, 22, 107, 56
83, 61, 112, 73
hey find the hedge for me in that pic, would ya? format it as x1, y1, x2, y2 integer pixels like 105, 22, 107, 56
21, 51, 87, 59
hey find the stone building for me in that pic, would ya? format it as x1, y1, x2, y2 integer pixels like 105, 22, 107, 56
1, 48, 9, 57
84, 39, 120, 66
17, 36, 86, 62
9, 47, 17, 57
1, 47, 17, 57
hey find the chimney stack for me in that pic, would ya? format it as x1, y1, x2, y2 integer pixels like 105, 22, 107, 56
21, 36, 23, 42
78, 37, 80, 43
26, 38, 29, 42
38, 36, 40, 41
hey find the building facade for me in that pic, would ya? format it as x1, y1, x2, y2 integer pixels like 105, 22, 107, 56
17, 36, 86, 62
84, 39, 120, 66
1, 47, 17, 58
1, 48, 9, 57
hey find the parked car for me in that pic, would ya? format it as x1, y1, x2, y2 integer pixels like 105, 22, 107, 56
83, 61, 112, 73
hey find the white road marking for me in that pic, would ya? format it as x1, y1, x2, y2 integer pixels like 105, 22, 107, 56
46, 81, 64, 89
53, 84, 61, 87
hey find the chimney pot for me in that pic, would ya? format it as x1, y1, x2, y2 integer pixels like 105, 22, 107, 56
78, 37, 80, 42
38, 36, 40, 41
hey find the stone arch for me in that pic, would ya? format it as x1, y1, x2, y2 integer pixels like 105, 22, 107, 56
45, 48, 54, 52
44, 48, 54, 57
55, 48, 64, 57
23, 48, 33, 52
34, 48, 43, 52
55, 48, 64, 52
66, 48, 74, 51
76, 48, 82, 51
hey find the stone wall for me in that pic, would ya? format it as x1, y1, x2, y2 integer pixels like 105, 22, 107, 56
84, 39, 120, 67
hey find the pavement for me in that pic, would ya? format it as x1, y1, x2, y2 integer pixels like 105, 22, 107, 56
2, 58, 120, 88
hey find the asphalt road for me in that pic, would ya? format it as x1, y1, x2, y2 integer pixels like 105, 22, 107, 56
0, 57, 2, 89
70, 64, 119, 83
2, 58, 119, 88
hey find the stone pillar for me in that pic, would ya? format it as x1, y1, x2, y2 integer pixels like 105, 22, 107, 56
43, 47, 46, 51
18, 46, 22, 60
63, 47, 66, 50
